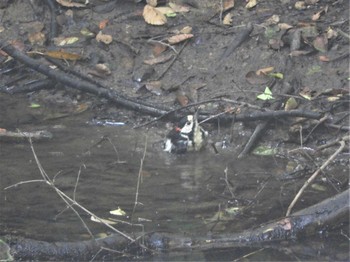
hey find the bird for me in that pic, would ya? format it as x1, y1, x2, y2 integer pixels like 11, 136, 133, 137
163, 115, 208, 154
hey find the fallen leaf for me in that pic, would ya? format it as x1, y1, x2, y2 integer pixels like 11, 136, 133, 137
268, 72, 284, 79
96, 31, 113, 44
223, 13, 233, 25
326, 27, 337, 39
278, 23, 293, 30
145, 81, 162, 95
144, 53, 173, 65
289, 50, 313, 57
143, 4, 167, 25
156, 6, 175, 16
313, 35, 328, 52
176, 93, 189, 106
28, 32, 46, 46
44, 50, 82, 61
263, 15, 280, 26
29, 103, 41, 108
256, 66, 274, 76
257, 87, 274, 100
245, 71, 270, 85
146, 0, 157, 7
319, 55, 329, 62
284, 97, 298, 111
167, 33, 193, 44
245, 0, 257, 9
110, 207, 126, 216
95, 63, 111, 75
252, 146, 278, 156
295, 1, 306, 10
99, 19, 109, 30
53, 36, 79, 46
180, 26, 192, 34
80, 28, 95, 37
223, 0, 235, 11
299, 87, 316, 100
152, 43, 167, 56
56, 0, 86, 7
168, 3, 190, 13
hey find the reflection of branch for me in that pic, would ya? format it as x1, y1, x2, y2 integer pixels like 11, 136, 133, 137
286, 138, 347, 216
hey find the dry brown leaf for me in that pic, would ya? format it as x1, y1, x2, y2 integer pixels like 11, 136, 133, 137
245, 0, 257, 9
28, 32, 46, 46
152, 43, 167, 56
176, 93, 189, 106
44, 50, 82, 61
145, 81, 162, 95
99, 19, 109, 30
256, 66, 274, 76
96, 31, 113, 44
144, 53, 173, 65
326, 27, 337, 39
56, 0, 86, 7
263, 15, 280, 26
146, 0, 157, 7
143, 4, 167, 25
295, 1, 306, 10
278, 23, 293, 30
167, 33, 193, 44
95, 63, 111, 75
312, 6, 327, 21
223, 0, 235, 11
319, 55, 329, 62
180, 26, 192, 34
289, 50, 313, 57
169, 3, 190, 13
223, 13, 233, 25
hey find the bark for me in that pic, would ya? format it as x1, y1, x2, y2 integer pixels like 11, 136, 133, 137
2, 189, 348, 260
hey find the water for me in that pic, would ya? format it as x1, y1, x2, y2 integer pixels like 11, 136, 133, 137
0, 96, 348, 261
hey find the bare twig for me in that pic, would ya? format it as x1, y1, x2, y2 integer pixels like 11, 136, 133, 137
132, 135, 148, 219
5, 138, 135, 242
286, 139, 346, 216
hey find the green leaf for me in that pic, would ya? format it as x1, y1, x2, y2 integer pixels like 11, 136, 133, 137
268, 72, 284, 79
252, 145, 277, 156
29, 103, 41, 108
165, 12, 177, 17
257, 87, 274, 100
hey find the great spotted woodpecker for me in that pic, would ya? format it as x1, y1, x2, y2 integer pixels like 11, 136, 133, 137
164, 115, 208, 153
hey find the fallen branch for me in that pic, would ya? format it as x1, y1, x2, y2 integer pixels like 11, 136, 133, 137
286, 137, 347, 216
4, 189, 348, 260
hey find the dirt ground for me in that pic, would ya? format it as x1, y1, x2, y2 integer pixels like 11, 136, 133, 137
0, 0, 349, 260
1, 0, 349, 125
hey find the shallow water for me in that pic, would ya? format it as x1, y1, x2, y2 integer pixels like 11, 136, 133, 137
0, 96, 348, 261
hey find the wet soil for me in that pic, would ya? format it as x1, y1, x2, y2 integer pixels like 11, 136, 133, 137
0, 0, 349, 261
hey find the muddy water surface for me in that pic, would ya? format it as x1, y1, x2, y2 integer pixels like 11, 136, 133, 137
0, 97, 348, 261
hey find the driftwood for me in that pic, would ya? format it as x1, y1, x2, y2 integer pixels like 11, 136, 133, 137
3, 188, 348, 260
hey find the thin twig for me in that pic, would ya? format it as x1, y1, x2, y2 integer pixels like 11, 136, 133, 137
132, 135, 148, 220
286, 139, 346, 216
5, 138, 136, 242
